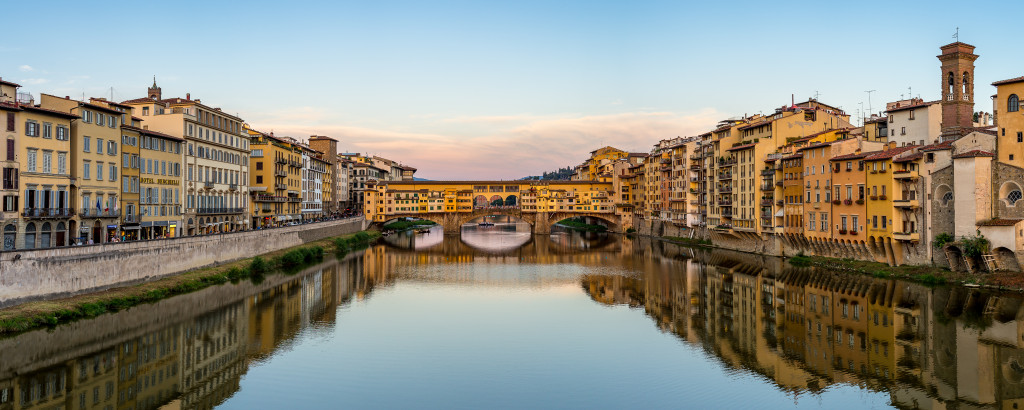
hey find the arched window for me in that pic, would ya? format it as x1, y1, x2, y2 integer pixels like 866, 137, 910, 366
1010, 190, 1022, 205
963, 72, 970, 94
24, 222, 36, 249
948, 72, 955, 94
40, 222, 51, 248
942, 191, 954, 206
1010, 94, 1020, 113
3, 224, 16, 250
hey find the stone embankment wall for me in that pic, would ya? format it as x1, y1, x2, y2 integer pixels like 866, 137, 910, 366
0, 218, 368, 308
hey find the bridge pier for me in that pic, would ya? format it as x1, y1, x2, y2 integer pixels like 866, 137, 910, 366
533, 212, 551, 235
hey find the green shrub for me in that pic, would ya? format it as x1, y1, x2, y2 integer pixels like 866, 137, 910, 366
788, 252, 812, 267
250, 256, 268, 274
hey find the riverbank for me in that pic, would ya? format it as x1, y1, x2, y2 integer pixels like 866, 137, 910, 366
0, 230, 380, 335
649, 233, 1024, 290
383, 219, 438, 231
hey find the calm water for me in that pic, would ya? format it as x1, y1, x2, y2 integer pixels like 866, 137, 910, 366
0, 222, 1019, 409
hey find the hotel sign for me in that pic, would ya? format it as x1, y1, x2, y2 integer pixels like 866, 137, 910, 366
141, 177, 178, 186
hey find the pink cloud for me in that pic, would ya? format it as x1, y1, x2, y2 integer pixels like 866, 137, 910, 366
252, 110, 721, 180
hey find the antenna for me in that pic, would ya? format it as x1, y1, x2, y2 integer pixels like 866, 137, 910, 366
813, 91, 820, 100
953, 27, 959, 42
908, 86, 912, 100
865, 90, 876, 117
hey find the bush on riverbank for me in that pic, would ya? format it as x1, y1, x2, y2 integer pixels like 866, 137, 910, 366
383, 219, 437, 231
556, 218, 608, 232
0, 230, 381, 335
788, 252, 812, 267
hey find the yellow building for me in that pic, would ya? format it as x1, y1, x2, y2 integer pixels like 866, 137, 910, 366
134, 127, 184, 239
246, 128, 302, 227
863, 146, 915, 264
2, 98, 78, 249
89, 98, 144, 240
574, 146, 628, 181
994, 76, 1024, 166
40, 94, 124, 244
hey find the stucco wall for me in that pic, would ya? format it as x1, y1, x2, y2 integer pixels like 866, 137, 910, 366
0, 218, 368, 307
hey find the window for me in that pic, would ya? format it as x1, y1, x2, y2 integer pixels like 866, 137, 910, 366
1018, 132, 1022, 143
42, 123, 52, 139
1009, 94, 1019, 112
110, 164, 117, 181
942, 191, 953, 206
56, 126, 68, 141
26, 149, 37, 172
882, 216, 887, 229
96, 162, 103, 180
97, 139, 103, 154
83, 161, 91, 179
24, 121, 39, 137
1010, 190, 1022, 205
42, 151, 51, 174
83, 137, 91, 152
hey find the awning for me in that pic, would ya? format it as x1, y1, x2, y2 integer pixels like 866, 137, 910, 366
775, 209, 784, 217
121, 226, 141, 230
141, 221, 153, 227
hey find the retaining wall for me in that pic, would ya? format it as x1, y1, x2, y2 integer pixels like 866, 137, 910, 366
0, 218, 368, 308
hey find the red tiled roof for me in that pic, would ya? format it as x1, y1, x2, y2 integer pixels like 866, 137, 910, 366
865, 116, 887, 124
864, 146, 917, 161
886, 100, 938, 113
782, 153, 803, 160
830, 151, 875, 161
80, 101, 123, 115
0, 101, 22, 112
19, 104, 80, 119
893, 153, 923, 163
737, 119, 770, 131
992, 76, 1024, 86
977, 218, 1023, 226
0, 79, 20, 88
727, 143, 755, 151
952, 150, 995, 159
121, 125, 184, 142
920, 140, 954, 151
121, 97, 157, 104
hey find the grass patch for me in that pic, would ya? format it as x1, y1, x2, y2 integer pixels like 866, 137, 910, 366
788, 252, 812, 267
383, 219, 437, 231
803, 254, 974, 286
556, 218, 608, 232
0, 230, 380, 335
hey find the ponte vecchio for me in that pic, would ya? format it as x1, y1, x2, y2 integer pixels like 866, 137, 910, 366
364, 180, 624, 234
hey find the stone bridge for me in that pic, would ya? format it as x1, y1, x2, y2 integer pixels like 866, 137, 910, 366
382, 208, 621, 234
365, 180, 624, 234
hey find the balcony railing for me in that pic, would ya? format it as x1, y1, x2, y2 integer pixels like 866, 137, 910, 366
254, 194, 287, 203
275, 183, 288, 190
229, 183, 238, 191
893, 231, 921, 242
123, 213, 142, 223
275, 170, 287, 177
23, 207, 74, 218
79, 208, 120, 218
276, 157, 287, 164
204, 181, 215, 189
288, 197, 302, 203
197, 207, 244, 215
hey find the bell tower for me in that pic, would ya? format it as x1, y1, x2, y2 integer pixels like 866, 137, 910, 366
938, 42, 978, 138
147, 76, 162, 100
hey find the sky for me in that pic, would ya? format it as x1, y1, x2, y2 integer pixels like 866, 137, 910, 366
3, 0, 1023, 180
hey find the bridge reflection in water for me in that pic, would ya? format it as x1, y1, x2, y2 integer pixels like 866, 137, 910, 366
1, 233, 1022, 408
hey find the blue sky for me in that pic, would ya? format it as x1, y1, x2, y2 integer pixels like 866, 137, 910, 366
3, 0, 1022, 179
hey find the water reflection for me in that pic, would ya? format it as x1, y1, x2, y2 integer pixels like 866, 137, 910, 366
5, 233, 1024, 408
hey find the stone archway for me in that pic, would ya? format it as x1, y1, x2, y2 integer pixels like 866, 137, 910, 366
994, 247, 1021, 272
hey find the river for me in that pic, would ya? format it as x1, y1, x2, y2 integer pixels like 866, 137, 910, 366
0, 222, 1019, 409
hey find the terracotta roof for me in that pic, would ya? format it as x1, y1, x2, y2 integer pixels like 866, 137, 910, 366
992, 76, 1024, 86
0, 101, 22, 112
80, 101, 124, 115
797, 140, 839, 152
920, 140, 954, 151
19, 104, 80, 119
121, 125, 184, 141
952, 150, 995, 159
0, 79, 20, 88
782, 153, 803, 160
864, 146, 916, 161
628, 153, 648, 157
886, 100, 938, 113
864, 116, 887, 124
727, 143, 755, 151
893, 153, 923, 163
90, 98, 132, 110
977, 218, 1023, 227
122, 97, 157, 104
831, 151, 876, 161
737, 120, 771, 131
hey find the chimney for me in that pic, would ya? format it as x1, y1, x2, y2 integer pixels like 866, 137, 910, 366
186, 93, 190, 100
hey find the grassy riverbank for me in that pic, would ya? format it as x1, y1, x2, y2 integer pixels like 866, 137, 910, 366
556, 218, 608, 232
660, 236, 712, 247
383, 219, 437, 231
786, 253, 1024, 288
0, 230, 380, 335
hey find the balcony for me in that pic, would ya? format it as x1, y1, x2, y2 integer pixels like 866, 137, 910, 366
197, 207, 244, 215
893, 199, 920, 209
276, 157, 287, 164
203, 181, 214, 189
22, 207, 74, 219
229, 183, 238, 191
761, 184, 774, 192
721, 211, 733, 218
79, 208, 120, 218
274, 170, 287, 177
718, 200, 732, 207
254, 194, 287, 203
761, 169, 775, 176
719, 173, 733, 180
760, 199, 774, 206
893, 231, 921, 242
893, 169, 919, 180
275, 183, 287, 190
288, 197, 302, 203
718, 187, 733, 193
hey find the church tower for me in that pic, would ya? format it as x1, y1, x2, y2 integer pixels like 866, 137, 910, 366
147, 76, 162, 100
938, 42, 978, 137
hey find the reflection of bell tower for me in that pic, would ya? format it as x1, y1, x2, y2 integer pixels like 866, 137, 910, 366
147, 76, 161, 100
938, 42, 978, 137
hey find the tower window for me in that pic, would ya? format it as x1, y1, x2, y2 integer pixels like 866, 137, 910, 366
962, 72, 970, 95
1010, 94, 1020, 112
948, 72, 955, 94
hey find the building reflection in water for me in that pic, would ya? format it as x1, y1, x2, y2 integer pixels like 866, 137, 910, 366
3, 233, 1024, 409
